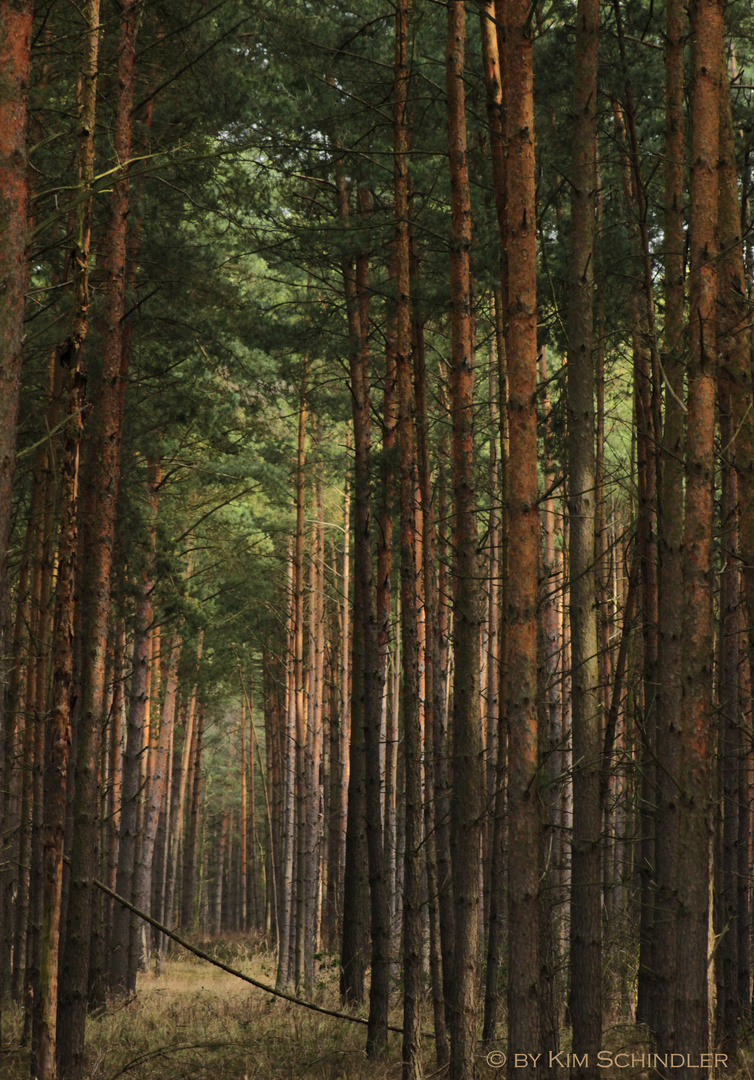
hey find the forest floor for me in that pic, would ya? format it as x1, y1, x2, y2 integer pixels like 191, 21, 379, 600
1, 942, 752, 1079
0, 938, 417, 1080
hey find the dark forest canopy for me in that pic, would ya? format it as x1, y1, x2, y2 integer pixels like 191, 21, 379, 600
1, 0, 754, 1078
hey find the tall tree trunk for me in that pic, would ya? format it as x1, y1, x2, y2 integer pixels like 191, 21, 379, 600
109, 465, 158, 994
674, 1, 722, 1074
500, 0, 540, 1068
47, 3, 101, 1074
131, 631, 181, 973
392, 5, 421, 1074
413, 296, 450, 1069
57, 2, 140, 1071
0, 0, 32, 613
717, 58, 753, 1046
339, 446, 351, 938
182, 704, 204, 929
653, 0, 686, 1053
611, 96, 659, 1028
293, 361, 308, 990
165, 632, 202, 931
336, 175, 389, 1049
276, 550, 296, 988
483, 292, 508, 1044
567, 0, 602, 1072
240, 699, 248, 933
248, 670, 259, 930
446, 6, 483, 1078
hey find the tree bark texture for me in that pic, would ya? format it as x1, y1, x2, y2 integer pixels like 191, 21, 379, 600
567, 0, 602, 1073
501, 0, 541, 1068
674, 2, 722, 1074
0, 0, 32, 609
446, 5, 483, 1078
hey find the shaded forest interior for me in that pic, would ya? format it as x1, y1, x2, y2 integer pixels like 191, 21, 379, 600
2, 0, 754, 1078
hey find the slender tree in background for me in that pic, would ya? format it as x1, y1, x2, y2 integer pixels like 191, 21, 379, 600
392, 2, 422, 1075
293, 359, 308, 990
337, 174, 371, 1011
567, 0, 602, 1073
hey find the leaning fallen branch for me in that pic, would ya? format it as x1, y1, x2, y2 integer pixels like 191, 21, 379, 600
87, 866, 410, 1034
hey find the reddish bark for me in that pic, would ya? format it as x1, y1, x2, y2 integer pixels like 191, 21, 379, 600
0, 0, 32, 606
499, 0, 541, 1067
717, 61, 753, 1049
675, 1, 723, 1072
445, 5, 483, 1079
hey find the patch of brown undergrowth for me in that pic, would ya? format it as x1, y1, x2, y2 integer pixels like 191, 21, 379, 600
0, 944, 417, 1080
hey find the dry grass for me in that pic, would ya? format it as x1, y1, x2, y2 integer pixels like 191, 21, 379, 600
4, 943, 749, 1080
0, 943, 422, 1080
